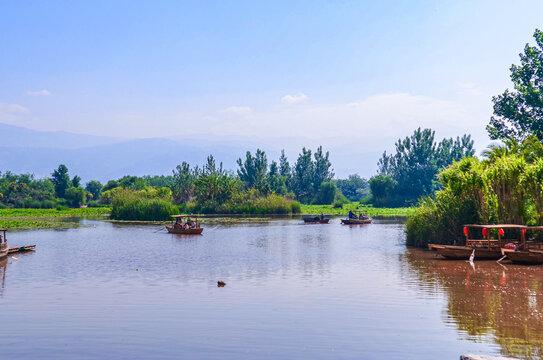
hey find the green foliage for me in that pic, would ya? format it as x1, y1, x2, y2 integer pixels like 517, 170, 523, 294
51, 164, 71, 198
85, 180, 103, 200
237, 149, 270, 194
64, 187, 86, 207
110, 189, 178, 221
301, 203, 416, 216
171, 162, 199, 203
369, 175, 399, 207
376, 128, 474, 206
312, 181, 338, 205
335, 174, 369, 201
102, 180, 120, 192
406, 141, 543, 247
487, 29, 543, 142
71, 175, 81, 188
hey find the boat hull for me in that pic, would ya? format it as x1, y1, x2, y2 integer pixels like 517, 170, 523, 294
0, 243, 8, 260
436, 245, 502, 260
166, 226, 203, 235
503, 249, 543, 265
341, 219, 372, 225
303, 219, 330, 224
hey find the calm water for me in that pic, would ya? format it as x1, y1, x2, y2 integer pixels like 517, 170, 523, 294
1, 218, 543, 359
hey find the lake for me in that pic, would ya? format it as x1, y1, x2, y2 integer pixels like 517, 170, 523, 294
1, 218, 542, 359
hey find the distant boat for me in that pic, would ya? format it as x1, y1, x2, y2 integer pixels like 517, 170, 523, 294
166, 215, 204, 235
0, 229, 8, 260
341, 211, 372, 225
302, 215, 330, 224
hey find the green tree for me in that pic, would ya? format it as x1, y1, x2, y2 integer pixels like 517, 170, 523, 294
102, 180, 120, 192
369, 175, 398, 207
51, 164, 71, 198
312, 146, 334, 194
312, 181, 337, 205
71, 175, 81, 188
335, 174, 369, 201
237, 149, 269, 194
377, 128, 474, 206
85, 180, 103, 200
64, 187, 86, 207
267, 160, 286, 194
171, 162, 198, 203
487, 29, 543, 141
291, 148, 314, 203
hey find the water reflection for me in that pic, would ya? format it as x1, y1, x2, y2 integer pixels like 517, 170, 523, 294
0, 257, 6, 297
404, 249, 543, 359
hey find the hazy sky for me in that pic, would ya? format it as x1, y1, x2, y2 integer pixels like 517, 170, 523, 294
2, 0, 543, 154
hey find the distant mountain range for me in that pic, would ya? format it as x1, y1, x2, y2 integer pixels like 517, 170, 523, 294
0, 123, 379, 183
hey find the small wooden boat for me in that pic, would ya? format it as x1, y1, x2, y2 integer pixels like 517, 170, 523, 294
431, 224, 526, 260
341, 210, 372, 225
302, 215, 330, 224
0, 229, 8, 260
166, 215, 203, 235
436, 245, 503, 260
502, 249, 543, 265
501, 225, 543, 264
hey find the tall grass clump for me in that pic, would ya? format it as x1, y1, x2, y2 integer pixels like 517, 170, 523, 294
110, 189, 178, 221
406, 148, 543, 247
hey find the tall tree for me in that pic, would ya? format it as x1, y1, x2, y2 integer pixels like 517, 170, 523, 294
291, 148, 314, 203
377, 128, 475, 205
312, 146, 334, 193
237, 149, 269, 194
268, 160, 286, 194
487, 29, 543, 141
279, 150, 291, 177
71, 175, 81, 188
85, 180, 103, 200
171, 162, 197, 203
51, 164, 71, 198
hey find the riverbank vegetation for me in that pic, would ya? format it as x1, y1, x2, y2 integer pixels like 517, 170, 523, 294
0, 207, 110, 230
406, 29, 543, 248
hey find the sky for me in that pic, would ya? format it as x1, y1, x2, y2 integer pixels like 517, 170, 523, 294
2, 0, 543, 158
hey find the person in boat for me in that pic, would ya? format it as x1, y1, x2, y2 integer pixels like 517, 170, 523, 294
348, 210, 356, 219
359, 213, 367, 220
320, 213, 324, 220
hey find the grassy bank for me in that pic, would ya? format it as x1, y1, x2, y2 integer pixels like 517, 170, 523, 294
301, 203, 416, 217
0, 207, 111, 230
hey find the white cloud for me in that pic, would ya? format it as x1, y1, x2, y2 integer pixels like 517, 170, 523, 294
0, 102, 30, 113
281, 92, 308, 104
219, 106, 252, 115
26, 89, 51, 96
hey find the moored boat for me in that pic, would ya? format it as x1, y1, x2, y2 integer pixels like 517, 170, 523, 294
431, 224, 526, 260
502, 226, 543, 264
0, 229, 8, 260
502, 249, 543, 265
166, 215, 203, 235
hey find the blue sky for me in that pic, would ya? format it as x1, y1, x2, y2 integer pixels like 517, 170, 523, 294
1, 0, 543, 155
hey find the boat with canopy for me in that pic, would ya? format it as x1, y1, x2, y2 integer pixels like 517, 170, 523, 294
502, 226, 543, 264
430, 224, 526, 260
341, 211, 372, 225
166, 215, 204, 235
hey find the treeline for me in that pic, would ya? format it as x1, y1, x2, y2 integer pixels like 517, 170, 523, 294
368, 128, 475, 207
0, 146, 374, 220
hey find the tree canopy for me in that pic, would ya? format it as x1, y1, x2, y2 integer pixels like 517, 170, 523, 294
487, 29, 543, 142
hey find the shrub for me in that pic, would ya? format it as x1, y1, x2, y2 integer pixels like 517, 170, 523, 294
110, 189, 178, 221
56, 204, 69, 211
